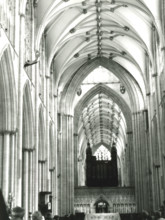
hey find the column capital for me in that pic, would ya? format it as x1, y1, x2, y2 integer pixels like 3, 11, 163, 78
74, 133, 78, 137
38, 159, 47, 164
64, 113, 73, 118
49, 167, 55, 172
127, 131, 133, 135
132, 111, 140, 115
0, 129, 18, 135
154, 163, 160, 168
23, 148, 35, 152
19, 13, 25, 18
152, 73, 157, 77
45, 75, 50, 79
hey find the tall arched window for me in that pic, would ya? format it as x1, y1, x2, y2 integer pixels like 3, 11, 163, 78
94, 145, 111, 160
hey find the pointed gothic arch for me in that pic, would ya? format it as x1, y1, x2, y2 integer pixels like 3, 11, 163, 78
0, 46, 17, 201
59, 58, 145, 115
0, 46, 17, 132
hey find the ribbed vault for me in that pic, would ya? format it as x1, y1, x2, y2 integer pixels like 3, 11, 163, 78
75, 83, 131, 159
80, 93, 125, 150
33, 0, 162, 191
35, 0, 161, 103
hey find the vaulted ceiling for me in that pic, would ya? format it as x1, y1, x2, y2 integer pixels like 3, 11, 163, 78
80, 92, 126, 150
35, 0, 161, 157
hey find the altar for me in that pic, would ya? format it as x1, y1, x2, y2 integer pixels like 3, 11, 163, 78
85, 213, 121, 220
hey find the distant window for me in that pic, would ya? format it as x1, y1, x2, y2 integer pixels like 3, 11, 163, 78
94, 145, 111, 160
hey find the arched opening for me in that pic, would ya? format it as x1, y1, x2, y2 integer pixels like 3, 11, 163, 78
0, 47, 17, 203
95, 200, 109, 213
58, 57, 143, 214
74, 83, 132, 187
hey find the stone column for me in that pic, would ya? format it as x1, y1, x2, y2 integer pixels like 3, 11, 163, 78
29, 148, 34, 213
46, 75, 50, 191
60, 113, 74, 215
146, 93, 155, 211
141, 110, 150, 211
68, 115, 74, 213
160, 95, 165, 198
132, 112, 142, 212
152, 25, 163, 206
16, 12, 25, 206
53, 95, 58, 215
38, 160, 42, 192
61, 114, 67, 215
38, 160, 46, 191
74, 133, 78, 188
34, 60, 40, 210
126, 131, 133, 186
22, 148, 29, 220
57, 117, 62, 215
0, 133, 3, 188
2, 133, 10, 201
9, 132, 16, 208
49, 168, 55, 192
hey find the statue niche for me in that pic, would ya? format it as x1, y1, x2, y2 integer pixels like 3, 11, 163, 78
86, 143, 118, 187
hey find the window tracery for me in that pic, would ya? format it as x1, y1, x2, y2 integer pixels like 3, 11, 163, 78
94, 145, 111, 161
